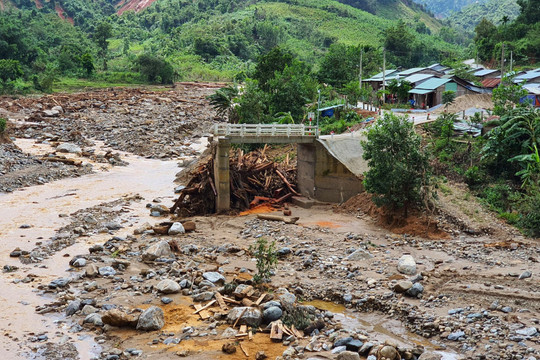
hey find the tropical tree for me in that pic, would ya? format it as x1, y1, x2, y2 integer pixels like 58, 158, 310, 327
94, 21, 112, 70
362, 113, 432, 216
207, 84, 239, 123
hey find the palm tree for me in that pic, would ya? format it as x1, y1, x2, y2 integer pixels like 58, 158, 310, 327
207, 84, 239, 123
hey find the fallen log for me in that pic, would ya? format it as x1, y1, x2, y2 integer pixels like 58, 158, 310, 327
39, 156, 82, 166
256, 214, 299, 224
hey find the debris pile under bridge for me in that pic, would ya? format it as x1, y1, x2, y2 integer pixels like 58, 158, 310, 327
171, 145, 299, 216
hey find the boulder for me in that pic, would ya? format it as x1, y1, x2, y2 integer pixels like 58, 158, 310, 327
202, 272, 226, 284
227, 307, 262, 327
346, 249, 374, 261
102, 309, 139, 328
83, 313, 103, 326
394, 280, 413, 293
168, 222, 185, 235
136, 306, 164, 331
418, 353, 443, 360
337, 351, 361, 360
262, 306, 283, 323
156, 279, 181, 294
56, 143, 82, 155
142, 240, 173, 261
397, 255, 417, 275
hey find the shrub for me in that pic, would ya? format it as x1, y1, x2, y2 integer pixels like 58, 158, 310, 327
516, 191, 540, 237
464, 166, 485, 187
249, 238, 278, 284
135, 53, 174, 84
0, 118, 6, 133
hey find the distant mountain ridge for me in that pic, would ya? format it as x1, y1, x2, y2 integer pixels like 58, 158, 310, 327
447, 0, 520, 33
412, 0, 487, 18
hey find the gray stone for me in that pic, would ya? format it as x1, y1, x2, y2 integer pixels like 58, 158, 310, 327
161, 297, 173, 304
262, 301, 282, 310
262, 306, 283, 322
179, 279, 191, 289
448, 330, 465, 340
448, 308, 464, 315
501, 306, 513, 313
279, 292, 296, 310
43, 109, 60, 117
72, 258, 87, 267
51, 105, 63, 113
227, 307, 262, 327
277, 247, 291, 257
99, 266, 116, 277
397, 255, 416, 275
49, 278, 70, 289
193, 291, 214, 302
136, 306, 164, 331
337, 351, 360, 360
331, 346, 347, 354
346, 249, 373, 261
66, 300, 81, 316
406, 282, 424, 297
346, 339, 363, 351
81, 305, 98, 315
220, 327, 238, 339
359, 342, 374, 355
57, 143, 82, 155
516, 327, 538, 336
142, 241, 173, 261
168, 222, 185, 235
418, 353, 443, 360
202, 271, 226, 284
519, 271, 532, 280
394, 280, 413, 293
83, 313, 103, 326
334, 337, 353, 348
156, 279, 181, 294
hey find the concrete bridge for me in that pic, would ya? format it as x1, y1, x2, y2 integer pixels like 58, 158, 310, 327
212, 124, 366, 211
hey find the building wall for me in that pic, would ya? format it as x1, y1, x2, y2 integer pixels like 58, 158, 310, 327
297, 143, 364, 203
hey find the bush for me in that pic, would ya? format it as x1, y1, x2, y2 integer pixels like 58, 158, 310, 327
135, 54, 174, 84
480, 183, 514, 213
516, 191, 540, 237
464, 166, 486, 187
0, 118, 6, 133
249, 238, 278, 284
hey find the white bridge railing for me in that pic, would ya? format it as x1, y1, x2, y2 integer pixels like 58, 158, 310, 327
213, 124, 319, 138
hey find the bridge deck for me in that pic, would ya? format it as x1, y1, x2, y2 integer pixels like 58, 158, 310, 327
214, 124, 318, 144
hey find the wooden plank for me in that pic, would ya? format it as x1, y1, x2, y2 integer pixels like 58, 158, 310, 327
233, 307, 248, 328
239, 343, 249, 357
239, 285, 253, 298
281, 323, 294, 337
222, 296, 241, 305
255, 294, 266, 306
291, 325, 303, 339
270, 321, 283, 341
248, 331, 253, 340
214, 292, 228, 311
193, 300, 216, 314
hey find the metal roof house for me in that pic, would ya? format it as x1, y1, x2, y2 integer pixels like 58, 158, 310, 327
409, 78, 452, 108
523, 84, 540, 107
473, 69, 501, 79
363, 69, 400, 92
403, 73, 437, 87
513, 71, 540, 84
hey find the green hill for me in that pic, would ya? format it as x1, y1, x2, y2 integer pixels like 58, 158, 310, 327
447, 0, 520, 33
0, 0, 464, 89
412, 0, 484, 18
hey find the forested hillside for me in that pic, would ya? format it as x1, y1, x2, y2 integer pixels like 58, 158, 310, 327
0, 0, 466, 93
447, 0, 519, 33
412, 0, 483, 18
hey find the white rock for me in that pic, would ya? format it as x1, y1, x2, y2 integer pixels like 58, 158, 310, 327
56, 143, 82, 155
168, 222, 185, 235
397, 255, 417, 275
156, 279, 181, 294
142, 240, 173, 261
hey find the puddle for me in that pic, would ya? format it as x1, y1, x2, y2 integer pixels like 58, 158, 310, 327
0, 137, 208, 359
304, 300, 461, 360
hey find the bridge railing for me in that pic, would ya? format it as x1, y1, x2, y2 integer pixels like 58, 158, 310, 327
214, 124, 319, 138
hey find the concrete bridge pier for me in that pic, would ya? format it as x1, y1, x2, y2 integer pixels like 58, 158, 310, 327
214, 138, 230, 212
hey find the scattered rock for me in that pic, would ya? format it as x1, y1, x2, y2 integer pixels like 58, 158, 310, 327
337, 351, 361, 360
102, 309, 139, 328
262, 306, 283, 323
168, 222, 185, 235
397, 255, 417, 275
227, 307, 262, 327
57, 143, 82, 155
156, 279, 181, 294
142, 240, 174, 261
202, 272, 226, 284
222, 343, 236, 354
346, 249, 374, 261
136, 306, 164, 331
394, 280, 413, 293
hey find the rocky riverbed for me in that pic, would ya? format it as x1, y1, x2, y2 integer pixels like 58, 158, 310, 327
0, 84, 538, 360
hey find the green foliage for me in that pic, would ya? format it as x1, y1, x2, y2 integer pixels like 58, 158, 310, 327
236, 79, 270, 124
0, 59, 23, 81
479, 183, 515, 213
442, 90, 456, 108
253, 47, 293, 92
135, 53, 174, 84
208, 84, 239, 123
0, 118, 6, 133
492, 76, 529, 116
80, 53, 95, 77
447, 0, 520, 34
516, 189, 540, 237
387, 79, 412, 103
320, 111, 363, 134
94, 21, 112, 70
249, 238, 278, 284
464, 165, 486, 186
362, 113, 431, 215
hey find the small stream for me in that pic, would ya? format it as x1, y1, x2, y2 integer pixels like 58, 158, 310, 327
0, 138, 207, 359
304, 300, 461, 359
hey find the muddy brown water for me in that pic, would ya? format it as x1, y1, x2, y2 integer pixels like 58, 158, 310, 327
0, 138, 208, 359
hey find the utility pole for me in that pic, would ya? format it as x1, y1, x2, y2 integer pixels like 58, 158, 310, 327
500, 42, 505, 78
359, 47, 363, 90
510, 51, 513, 73
382, 48, 386, 105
